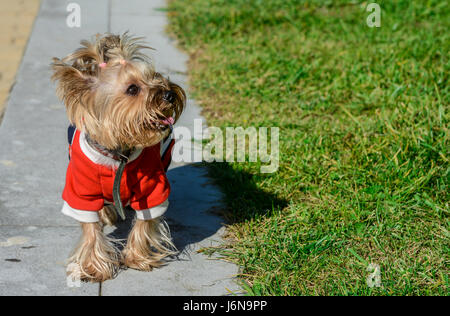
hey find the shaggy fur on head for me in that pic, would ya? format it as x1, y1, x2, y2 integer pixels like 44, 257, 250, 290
52, 32, 185, 150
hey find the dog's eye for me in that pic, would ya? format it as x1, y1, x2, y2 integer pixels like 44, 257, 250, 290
126, 84, 140, 96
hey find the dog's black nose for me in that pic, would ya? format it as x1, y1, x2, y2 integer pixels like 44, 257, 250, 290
162, 90, 176, 104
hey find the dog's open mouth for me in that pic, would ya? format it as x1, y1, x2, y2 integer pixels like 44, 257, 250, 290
151, 116, 174, 131
161, 116, 174, 126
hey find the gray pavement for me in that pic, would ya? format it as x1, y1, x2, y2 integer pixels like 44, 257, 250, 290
0, 0, 241, 295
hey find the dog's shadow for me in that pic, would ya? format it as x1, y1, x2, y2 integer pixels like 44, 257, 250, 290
106, 162, 287, 263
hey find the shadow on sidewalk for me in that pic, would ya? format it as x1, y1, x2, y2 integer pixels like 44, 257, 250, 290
106, 161, 287, 258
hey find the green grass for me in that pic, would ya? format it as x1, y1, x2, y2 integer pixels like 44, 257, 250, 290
167, 0, 449, 295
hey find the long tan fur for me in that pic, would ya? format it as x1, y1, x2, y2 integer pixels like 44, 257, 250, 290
122, 218, 176, 271
67, 222, 121, 282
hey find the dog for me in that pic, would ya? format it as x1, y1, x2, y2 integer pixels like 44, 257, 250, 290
51, 33, 185, 282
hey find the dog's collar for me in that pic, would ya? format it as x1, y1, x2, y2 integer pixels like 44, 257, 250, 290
79, 132, 143, 168
85, 134, 133, 163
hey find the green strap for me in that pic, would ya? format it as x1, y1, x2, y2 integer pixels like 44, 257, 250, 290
113, 158, 128, 221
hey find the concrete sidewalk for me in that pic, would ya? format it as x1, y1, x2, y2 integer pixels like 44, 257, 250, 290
0, 0, 241, 296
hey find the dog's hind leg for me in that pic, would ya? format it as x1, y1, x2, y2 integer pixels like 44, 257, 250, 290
67, 222, 121, 282
122, 218, 176, 271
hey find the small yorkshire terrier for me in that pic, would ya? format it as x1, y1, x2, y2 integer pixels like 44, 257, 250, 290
51, 33, 185, 282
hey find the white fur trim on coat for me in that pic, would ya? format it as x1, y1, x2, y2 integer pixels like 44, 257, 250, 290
79, 131, 143, 168
135, 199, 169, 220
61, 201, 100, 223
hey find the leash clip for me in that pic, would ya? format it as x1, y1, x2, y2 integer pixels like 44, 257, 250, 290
118, 152, 130, 163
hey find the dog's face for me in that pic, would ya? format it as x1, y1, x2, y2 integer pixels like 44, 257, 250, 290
52, 33, 185, 150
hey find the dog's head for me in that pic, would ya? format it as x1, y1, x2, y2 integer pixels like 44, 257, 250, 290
51, 33, 185, 150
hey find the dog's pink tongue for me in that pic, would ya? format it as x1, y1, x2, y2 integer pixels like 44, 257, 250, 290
161, 116, 174, 126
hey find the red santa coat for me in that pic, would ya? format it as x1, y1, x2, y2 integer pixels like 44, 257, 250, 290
61, 129, 173, 222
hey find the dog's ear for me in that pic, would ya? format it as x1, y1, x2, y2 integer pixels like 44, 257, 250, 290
59, 36, 104, 76
51, 57, 98, 104
51, 56, 99, 130
51, 35, 102, 95
168, 81, 186, 122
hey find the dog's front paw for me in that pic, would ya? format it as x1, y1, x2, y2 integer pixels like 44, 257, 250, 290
66, 260, 118, 283
121, 219, 176, 271
121, 248, 163, 271
67, 258, 120, 282
67, 222, 121, 282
